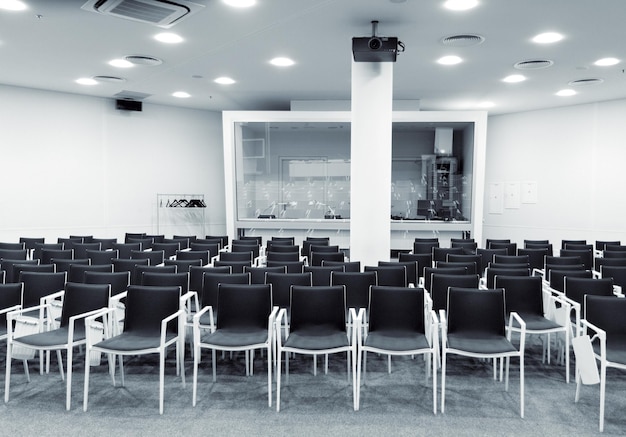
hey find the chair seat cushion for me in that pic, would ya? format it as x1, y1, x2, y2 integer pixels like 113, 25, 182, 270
364, 331, 430, 352
201, 329, 268, 348
285, 327, 348, 351
508, 313, 563, 332
95, 332, 176, 352
447, 333, 517, 355
13, 326, 85, 348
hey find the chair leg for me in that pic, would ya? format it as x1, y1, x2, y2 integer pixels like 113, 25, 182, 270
276, 348, 282, 412
212, 349, 217, 382
432, 350, 437, 415
159, 350, 165, 415
66, 347, 73, 411
57, 350, 65, 381
600, 361, 606, 432
520, 353, 525, 419
441, 350, 447, 413
267, 345, 272, 407
192, 344, 200, 407
5, 344, 12, 403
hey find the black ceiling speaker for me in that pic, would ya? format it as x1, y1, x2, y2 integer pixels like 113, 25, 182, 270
116, 99, 142, 111
352, 21, 401, 62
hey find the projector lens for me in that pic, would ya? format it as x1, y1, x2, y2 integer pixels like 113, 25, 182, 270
368, 37, 382, 50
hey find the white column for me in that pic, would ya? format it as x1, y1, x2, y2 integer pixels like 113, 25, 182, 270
350, 61, 393, 266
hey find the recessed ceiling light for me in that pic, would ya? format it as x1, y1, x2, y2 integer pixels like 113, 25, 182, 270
443, 0, 479, 11
222, 0, 256, 7
0, 0, 27, 11
109, 58, 134, 68
502, 74, 526, 83
172, 91, 191, 98
437, 55, 463, 65
154, 33, 184, 44
270, 57, 295, 67
76, 77, 98, 86
594, 57, 620, 66
214, 77, 236, 85
556, 89, 577, 97
532, 32, 563, 44
477, 101, 495, 108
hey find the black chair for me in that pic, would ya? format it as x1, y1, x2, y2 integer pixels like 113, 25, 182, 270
599, 265, 626, 288
446, 254, 481, 275
266, 251, 300, 263
423, 266, 468, 293
192, 283, 276, 407
72, 242, 102, 259
398, 253, 432, 282
301, 238, 329, 258
32, 243, 64, 261
266, 260, 305, 274
205, 235, 229, 249
524, 241, 553, 257
322, 260, 361, 272
19, 237, 45, 258
126, 237, 154, 250
356, 286, 438, 413
311, 251, 344, 267
304, 265, 344, 286
441, 287, 525, 417
124, 232, 147, 243
413, 240, 439, 255
142, 272, 190, 294
495, 275, 571, 382
594, 256, 626, 273
517, 248, 548, 272
213, 259, 252, 274
84, 271, 130, 296
152, 242, 181, 259
432, 247, 464, 264
562, 277, 615, 337
547, 269, 593, 293
436, 261, 477, 275
86, 249, 119, 266
364, 265, 406, 287
133, 265, 177, 286
5, 282, 110, 410
83, 285, 185, 414
111, 242, 141, 259
489, 242, 517, 256
189, 243, 220, 260
200, 272, 251, 327
330, 271, 378, 321
475, 248, 508, 275
275, 285, 357, 412
265, 272, 312, 317
577, 295, 626, 432
562, 239, 587, 249
429, 273, 480, 312
0, 249, 27, 261
131, 250, 165, 266
244, 265, 287, 284
175, 250, 210, 266
595, 240, 621, 253
52, 258, 90, 274
189, 265, 231, 296
164, 258, 202, 273
560, 249, 593, 271
493, 254, 529, 265
68, 263, 113, 283
40, 249, 73, 265
0, 283, 24, 344
486, 239, 510, 248
91, 238, 117, 250
0, 259, 37, 283
484, 267, 530, 289
14, 264, 56, 282
450, 240, 477, 254
378, 261, 418, 287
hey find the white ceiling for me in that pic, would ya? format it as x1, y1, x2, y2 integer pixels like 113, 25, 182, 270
1, 0, 625, 115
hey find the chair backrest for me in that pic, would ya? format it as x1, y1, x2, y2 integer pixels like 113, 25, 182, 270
52, 258, 90, 273
595, 240, 621, 252
423, 266, 468, 292
0, 259, 37, 283
86, 249, 119, 265
562, 239, 587, 249
398, 253, 432, 278
432, 247, 464, 263
486, 239, 510, 248
84, 271, 130, 296
545, 255, 582, 267
124, 232, 147, 243
14, 263, 55, 282
446, 287, 506, 337
175, 250, 210, 265
57, 237, 82, 250
164, 258, 202, 273
205, 235, 229, 249
594, 256, 626, 272
602, 250, 626, 259
368, 286, 425, 335
584, 295, 626, 336
430, 273, 480, 312
123, 285, 181, 334
548, 269, 593, 292
32, 243, 64, 260
446, 254, 481, 273
485, 267, 530, 289
304, 265, 344, 286
244, 265, 287, 284
488, 242, 517, 256
131, 250, 165, 266
600, 265, 626, 288
237, 236, 262, 245
0, 249, 27, 261
265, 272, 312, 309
488, 262, 530, 270
450, 240, 478, 253
112, 257, 149, 276
266, 260, 305, 274
321, 260, 361, 272
142, 271, 189, 294
163, 237, 189, 250
266, 243, 299, 253
152, 242, 181, 259
564, 277, 614, 306
69, 235, 94, 243
133, 264, 177, 285
201, 272, 251, 308
493, 254, 529, 265
216, 283, 272, 330
126, 237, 154, 250
516, 248, 548, 271
560, 249, 593, 270
91, 238, 117, 250
330, 271, 377, 312
524, 242, 553, 256
19, 271, 67, 308
189, 265, 231, 293
267, 251, 300, 263
40, 249, 73, 264
19, 237, 45, 252
475, 248, 508, 274
0, 283, 23, 329
213, 259, 252, 274
111, 242, 141, 259
413, 241, 439, 255
301, 238, 329, 257
289, 285, 345, 333
378, 261, 418, 286
59, 282, 110, 328
310, 251, 344, 267
436, 261, 477, 275
364, 265, 407, 287
271, 236, 295, 244
68, 263, 113, 282
189, 242, 220, 259
494, 275, 544, 317
72, 242, 102, 259
231, 243, 259, 259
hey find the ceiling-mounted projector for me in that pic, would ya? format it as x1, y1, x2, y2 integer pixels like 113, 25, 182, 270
352, 20, 402, 62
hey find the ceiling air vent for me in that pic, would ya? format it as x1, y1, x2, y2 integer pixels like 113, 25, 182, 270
441, 34, 485, 47
125, 55, 163, 66
568, 78, 604, 86
514, 59, 554, 70
81, 0, 204, 28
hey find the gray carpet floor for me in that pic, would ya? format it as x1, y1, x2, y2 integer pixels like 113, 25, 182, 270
0, 339, 623, 436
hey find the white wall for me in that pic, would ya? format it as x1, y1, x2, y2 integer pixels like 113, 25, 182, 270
0, 85, 225, 243
484, 98, 626, 247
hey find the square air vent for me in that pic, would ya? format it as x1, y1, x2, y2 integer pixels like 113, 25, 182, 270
81, 0, 204, 28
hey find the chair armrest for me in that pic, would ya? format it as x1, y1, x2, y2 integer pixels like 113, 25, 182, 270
180, 291, 198, 313
509, 312, 526, 350
532, 267, 545, 278
580, 318, 606, 347
439, 309, 447, 344
67, 307, 108, 342
41, 289, 65, 304
613, 285, 623, 297
0, 304, 21, 317
160, 309, 185, 345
